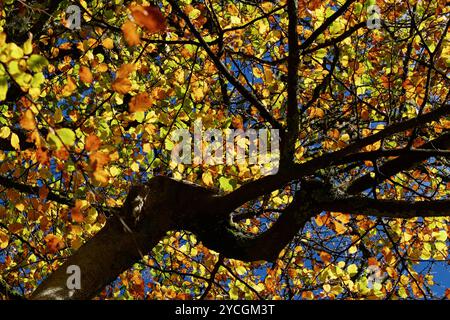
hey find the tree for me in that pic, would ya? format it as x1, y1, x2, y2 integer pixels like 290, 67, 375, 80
0, 0, 449, 300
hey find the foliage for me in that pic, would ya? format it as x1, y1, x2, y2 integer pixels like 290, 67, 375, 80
0, 0, 449, 300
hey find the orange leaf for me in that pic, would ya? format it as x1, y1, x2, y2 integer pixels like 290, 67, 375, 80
90, 151, 110, 170
112, 77, 132, 94
129, 92, 153, 112
93, 169, 109, 185
19, 109, 36, 131
44, 234, 65, 254
79, 66, 93, 84
62, 76, 77, 96
85, 134, 101, 152
54, 148, 69, 160
368, 257, 378, 266
131, 5, 166, 33
102, 38, 114, 49
122, 20, 141, 46
117, 63, 136, 79
319, 251, 331, 264
71, 200, 84, 223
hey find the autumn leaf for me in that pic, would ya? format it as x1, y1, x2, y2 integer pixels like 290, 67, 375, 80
71, 200, 85, 223
131, 5, 166, 33
0, 230, 8, 250
122, 20, 140, 46
19, 109, 36, 130
117, 63, 136, 78
112, 64, 135, 94
90, 151, 110, 171
202, 171, 214, 187
44, 234, 65, 254
85, 134, 101, 152
62, 76, 77, 96
112, 77, 132, 94
10, 132, 20, 150
79, 66, 93, 84
8, 223, 23, 233
129, 92, 153, 113
93, 169, 109, 185
102, 38, 114, 49
56, 128, 76, 146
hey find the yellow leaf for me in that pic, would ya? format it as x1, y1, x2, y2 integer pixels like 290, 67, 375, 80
347, 264, 358, 275
62, 76, 77, 96
15, 202, 25, 211
102, 38, 114, 49
236, 265, 247, 276
10, 132, 20, 150
131, 162, 139, 172
191, 87, 204, 102
0, 126, 11, 138
110, 166, 120, 177
202, 172, 214, 187
348, 245, 357, 254
0, 230, 9, 249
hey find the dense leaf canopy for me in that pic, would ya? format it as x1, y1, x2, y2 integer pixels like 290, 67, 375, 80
0, 0, 449, 300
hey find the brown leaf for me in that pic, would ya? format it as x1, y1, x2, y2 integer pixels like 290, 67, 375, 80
131, 5, 166, 33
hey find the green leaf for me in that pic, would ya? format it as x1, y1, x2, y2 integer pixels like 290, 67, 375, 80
219, 176, 235, 192
47, 132, 62, 150
56, 128, 76, 146
27, 55, 49, 72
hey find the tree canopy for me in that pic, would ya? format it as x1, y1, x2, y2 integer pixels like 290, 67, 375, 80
0, 0, 449, 300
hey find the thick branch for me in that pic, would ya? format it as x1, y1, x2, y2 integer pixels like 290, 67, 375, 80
192, 180, 324, 262
319, 197, 450, 219
347, 131, 450, 194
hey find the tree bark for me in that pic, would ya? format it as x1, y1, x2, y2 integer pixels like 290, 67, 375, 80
30, 176, 321, 299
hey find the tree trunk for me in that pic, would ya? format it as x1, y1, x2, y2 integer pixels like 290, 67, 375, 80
31, 176, 215, 300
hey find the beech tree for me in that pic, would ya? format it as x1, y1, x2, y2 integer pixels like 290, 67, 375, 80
0, 0, 449, 300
